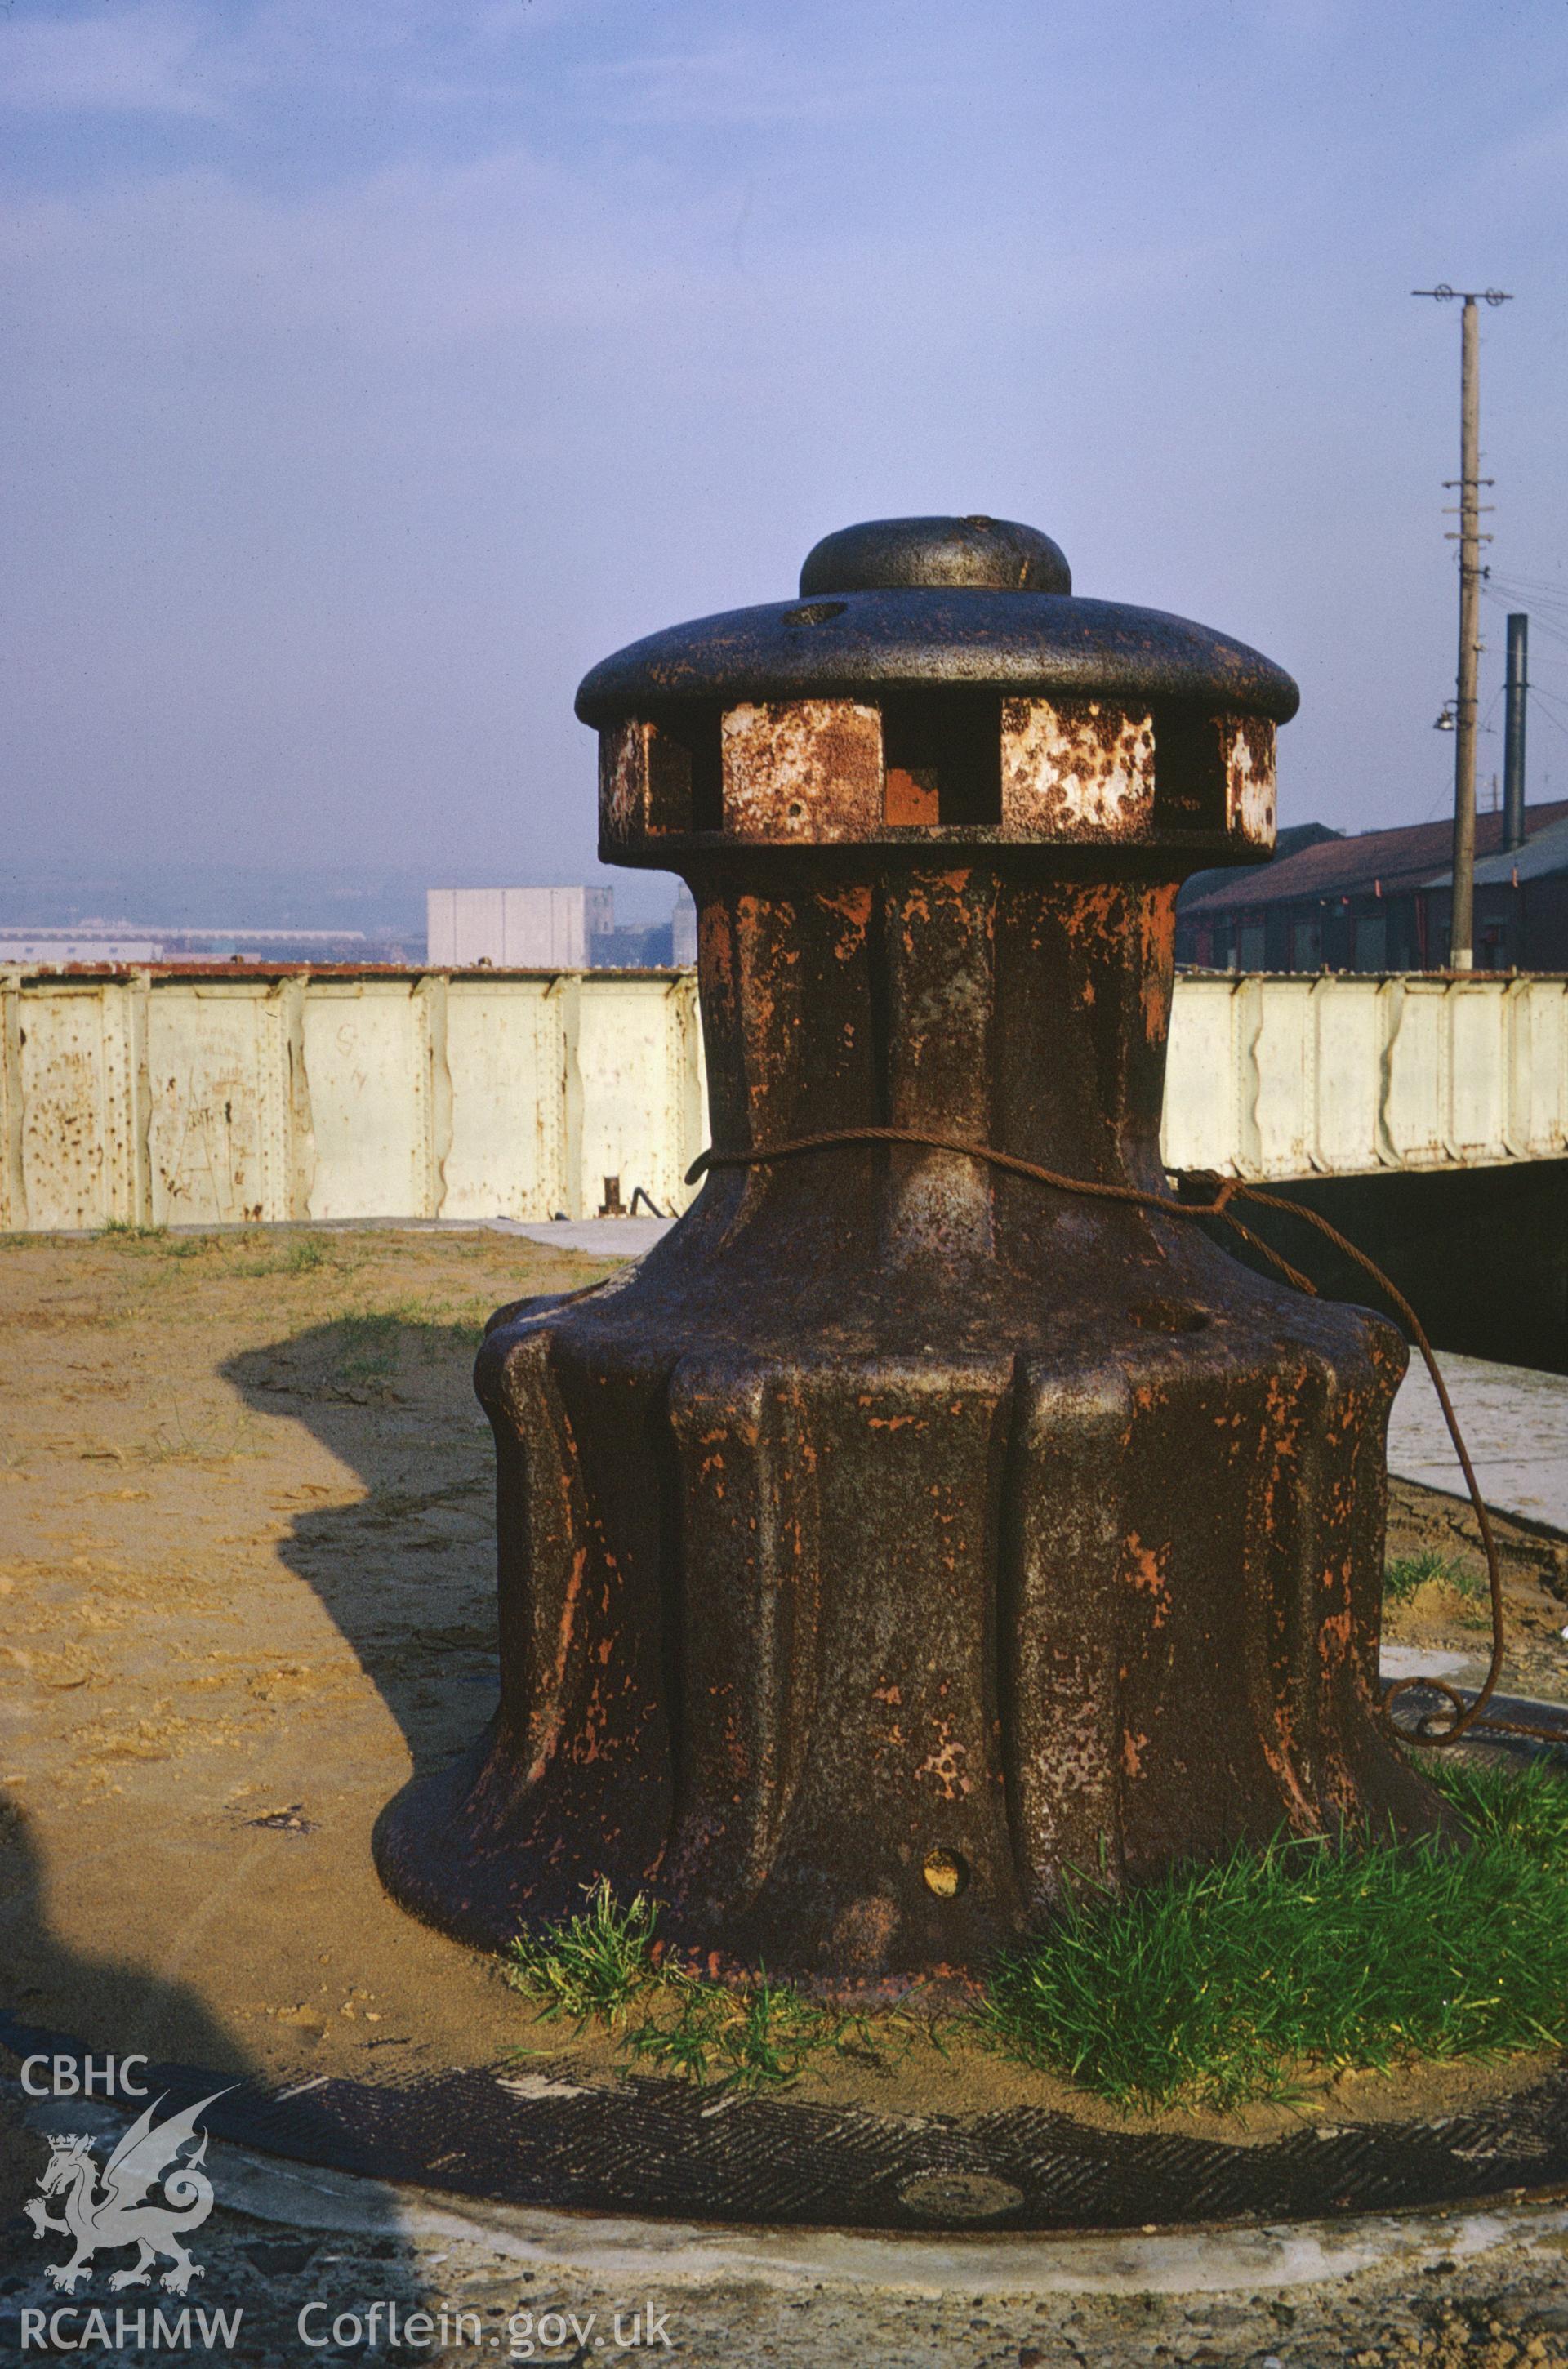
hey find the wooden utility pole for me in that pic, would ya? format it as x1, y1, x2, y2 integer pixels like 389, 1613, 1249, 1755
1451, 296, 1482, 968
1414, 285, 1511, 969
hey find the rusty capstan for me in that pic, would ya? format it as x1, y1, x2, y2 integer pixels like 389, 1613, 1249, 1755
376, 514, 1449, 1986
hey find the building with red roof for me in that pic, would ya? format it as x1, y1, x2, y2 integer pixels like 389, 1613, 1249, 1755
1176, 800, 1568, 972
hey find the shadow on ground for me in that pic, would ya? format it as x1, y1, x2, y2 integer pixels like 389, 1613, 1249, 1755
0, 1794, 452, 2354
224, 1316, 505, 1782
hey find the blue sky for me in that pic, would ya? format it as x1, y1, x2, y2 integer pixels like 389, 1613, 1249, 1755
4, 0, 1566, 912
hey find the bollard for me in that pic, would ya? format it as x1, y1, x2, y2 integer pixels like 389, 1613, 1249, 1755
376, 515, 1448, 1986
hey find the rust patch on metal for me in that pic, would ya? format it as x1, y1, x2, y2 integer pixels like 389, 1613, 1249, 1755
1223, 715, 1276, 848
1122, 1531, 1173, 1628
599, 718, 648, 849
814, 883, 875, 963
1138, 885, 1178, 1044
884, 765, 939, 825
598, 718, 696, 847
1000, 698, 1155, 839
722, 700, 882, 841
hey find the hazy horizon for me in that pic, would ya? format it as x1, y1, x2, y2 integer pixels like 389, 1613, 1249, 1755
6, 1, 1567, 914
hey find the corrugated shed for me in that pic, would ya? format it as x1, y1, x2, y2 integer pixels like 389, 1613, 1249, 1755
1185, 800, 1568, 914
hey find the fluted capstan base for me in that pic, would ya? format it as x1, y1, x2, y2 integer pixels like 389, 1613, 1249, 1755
375, 866, 1449, 1981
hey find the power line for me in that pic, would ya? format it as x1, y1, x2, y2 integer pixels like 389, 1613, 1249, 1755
1487, 594, 1568, 658
1521, 689, 1568, 772
1489, 583, 1568, 626
1485, 569, 1568, 596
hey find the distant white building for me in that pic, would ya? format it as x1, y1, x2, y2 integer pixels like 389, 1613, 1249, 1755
672, 887, 697, 966
0, 934, 167, 965
425, 887, 615, 969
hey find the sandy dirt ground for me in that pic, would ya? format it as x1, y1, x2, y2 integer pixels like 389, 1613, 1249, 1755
0, 1223, 618, 2097
2, 1226, 1568, 2363
1383, 1480, 1568, 1705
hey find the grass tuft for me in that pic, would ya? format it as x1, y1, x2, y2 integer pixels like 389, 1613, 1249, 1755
977, 1759, 1568, 2109
1425, 1754, 1568, 1852
231, 1232, 346, 1279
505, 1879, 660, 2028
504, 1881, 896, 2093
1384, 1548, 1484, 1604
306, 1307, 454, 1391
624, 1971, 887, 2094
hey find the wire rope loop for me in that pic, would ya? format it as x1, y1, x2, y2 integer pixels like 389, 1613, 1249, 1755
682, 1126, 1555, 1754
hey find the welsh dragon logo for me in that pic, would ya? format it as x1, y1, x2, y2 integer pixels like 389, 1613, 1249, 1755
24, 2091, 229, 2296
